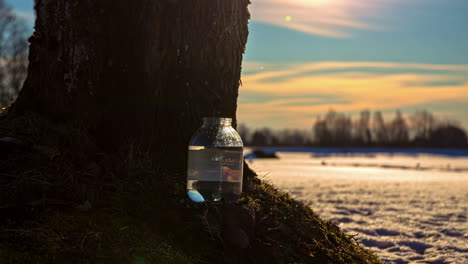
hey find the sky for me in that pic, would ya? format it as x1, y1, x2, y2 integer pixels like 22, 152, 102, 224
7, 0, 468, 130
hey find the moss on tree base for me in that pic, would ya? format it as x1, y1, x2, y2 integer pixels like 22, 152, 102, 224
0, 113, 380, 263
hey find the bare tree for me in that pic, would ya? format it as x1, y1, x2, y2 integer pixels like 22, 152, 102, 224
314, 116, 330, 146
312, 110, 352, 146
251, 130, 268, 146
237, 123, 251, 145
0, 0, 29, 108
277, 129, 308, 146
411, 110, 436, 141
373, 111, 388, 145
429, 124, 468, 148
388, 110, 409, 145
325, 110, 352, 146
354, 110, 372, 145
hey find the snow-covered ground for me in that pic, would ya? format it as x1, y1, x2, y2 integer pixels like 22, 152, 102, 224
245, 149, 468, 264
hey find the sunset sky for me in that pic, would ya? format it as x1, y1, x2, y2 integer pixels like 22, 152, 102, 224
8, 0, 468, 130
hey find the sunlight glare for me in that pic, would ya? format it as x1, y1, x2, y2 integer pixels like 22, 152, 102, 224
295, 0, 336, 7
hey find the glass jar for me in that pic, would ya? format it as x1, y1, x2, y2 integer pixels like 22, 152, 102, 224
187, 117, 244, 203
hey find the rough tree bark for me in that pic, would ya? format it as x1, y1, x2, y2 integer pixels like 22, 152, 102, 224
11, 0, 250, 169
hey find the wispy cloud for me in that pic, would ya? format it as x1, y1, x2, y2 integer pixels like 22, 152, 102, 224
249, 0, 397, 38
14, 10, 35, 23
238, 61, 468, 128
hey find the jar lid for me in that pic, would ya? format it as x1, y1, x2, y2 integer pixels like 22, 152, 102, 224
202, 117, 232, 125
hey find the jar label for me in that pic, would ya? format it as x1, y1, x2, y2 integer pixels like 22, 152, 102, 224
187, 147, 243, 182
221, 149, 243, 182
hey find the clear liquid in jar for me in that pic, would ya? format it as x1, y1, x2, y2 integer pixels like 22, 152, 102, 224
187, 146, 243, 202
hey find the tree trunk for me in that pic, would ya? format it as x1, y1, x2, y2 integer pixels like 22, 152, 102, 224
11, 0, 250, 169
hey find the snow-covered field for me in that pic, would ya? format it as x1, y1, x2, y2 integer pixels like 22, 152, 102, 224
245, 149, 468, 264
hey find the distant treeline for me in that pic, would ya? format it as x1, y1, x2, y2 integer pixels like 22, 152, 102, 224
238, 110, 468, 149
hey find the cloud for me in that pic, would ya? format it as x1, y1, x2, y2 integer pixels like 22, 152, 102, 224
14, 10, 35, 23
249, 0, 397, 38
238, 61, 468, 129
